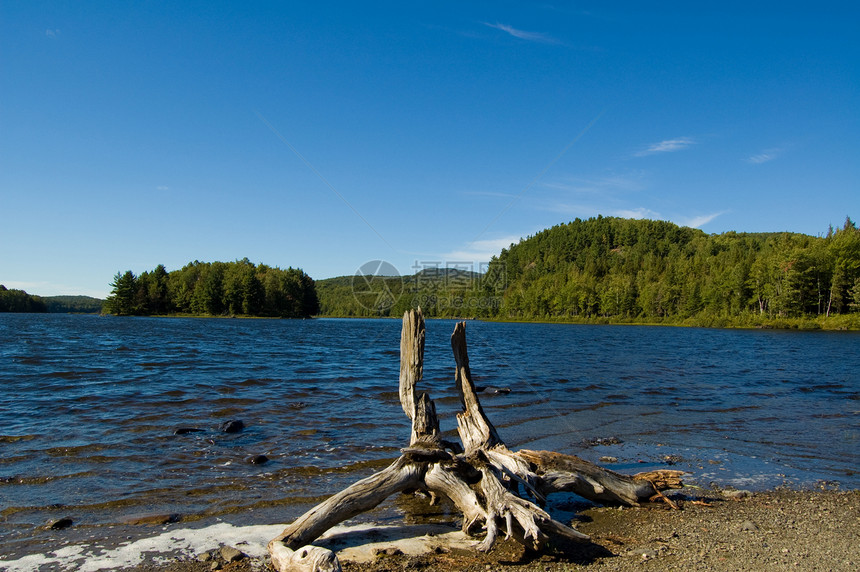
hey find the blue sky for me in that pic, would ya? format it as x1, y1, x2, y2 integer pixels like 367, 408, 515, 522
2, 2, 858, 298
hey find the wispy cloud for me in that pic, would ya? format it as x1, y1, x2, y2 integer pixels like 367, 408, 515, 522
746, 148, 781, 164
635, 137, 696, 157
543, 173, 646, 195
45, 28, 60, 39
442, 235, 524, 264
462, 189, 518, 199
678, 211, 728, 228
483, 22, 556, 43
3, 280, 106, 298
613, 207, 662, 220
540, 201, 661, 222
156, 185, 169, 191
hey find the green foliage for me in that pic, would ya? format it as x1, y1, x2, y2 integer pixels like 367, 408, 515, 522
104, 259, 318, 318
0, 285, 48, 313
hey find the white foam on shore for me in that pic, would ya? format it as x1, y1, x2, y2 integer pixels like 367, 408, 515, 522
0, 522, 473, 572
0, 522, 283, 572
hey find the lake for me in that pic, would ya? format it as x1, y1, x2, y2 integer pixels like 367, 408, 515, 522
1, 314, 858, 560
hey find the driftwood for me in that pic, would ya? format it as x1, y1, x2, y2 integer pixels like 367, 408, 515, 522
268, 309, 683, 571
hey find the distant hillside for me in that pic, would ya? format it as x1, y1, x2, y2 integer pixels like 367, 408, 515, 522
43, 295, 105, 314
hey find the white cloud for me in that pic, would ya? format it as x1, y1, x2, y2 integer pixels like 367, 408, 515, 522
45, 28, 59, 39
156, 185, 169, 191
747, 148, 781, 164
635, 137, 696, 157
483, 22, 555, 43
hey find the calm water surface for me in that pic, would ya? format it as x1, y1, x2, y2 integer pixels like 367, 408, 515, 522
1, 314, 858, 557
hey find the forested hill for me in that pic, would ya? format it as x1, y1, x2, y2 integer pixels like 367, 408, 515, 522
104, 258, 319, 318
485, 216, 860, 324
43, 296, 104, 313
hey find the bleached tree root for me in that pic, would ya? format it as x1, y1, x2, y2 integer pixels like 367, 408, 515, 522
268, 309, 683, 570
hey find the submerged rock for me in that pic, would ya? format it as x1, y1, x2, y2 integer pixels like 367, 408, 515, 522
247, 454, 269, 465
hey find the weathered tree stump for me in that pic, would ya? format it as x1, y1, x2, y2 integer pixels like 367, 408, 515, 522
268, 309, 683, 572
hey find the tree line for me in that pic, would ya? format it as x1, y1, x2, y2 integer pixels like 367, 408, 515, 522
104, 258, 319, 318
481, 215, 860, 325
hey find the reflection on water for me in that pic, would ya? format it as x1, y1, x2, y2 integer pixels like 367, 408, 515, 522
0, 314, 858, 557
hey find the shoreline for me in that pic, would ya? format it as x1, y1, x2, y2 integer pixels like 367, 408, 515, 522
5, 488, 856, 572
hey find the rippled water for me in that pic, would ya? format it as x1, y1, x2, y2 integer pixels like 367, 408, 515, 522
1, 314, 858, 558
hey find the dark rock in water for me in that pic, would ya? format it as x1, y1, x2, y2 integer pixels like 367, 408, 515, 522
174, 427, 204, 435
219, 420, 245, 433
474, 385, 511, 395
248, 454, 269, 465
46, 517, 74, 530
288, 402, 309, 409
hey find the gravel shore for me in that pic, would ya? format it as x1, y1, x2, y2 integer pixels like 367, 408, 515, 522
121, 488, 859, 572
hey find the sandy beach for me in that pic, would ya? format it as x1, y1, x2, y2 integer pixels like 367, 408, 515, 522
104, 488, 860, 572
